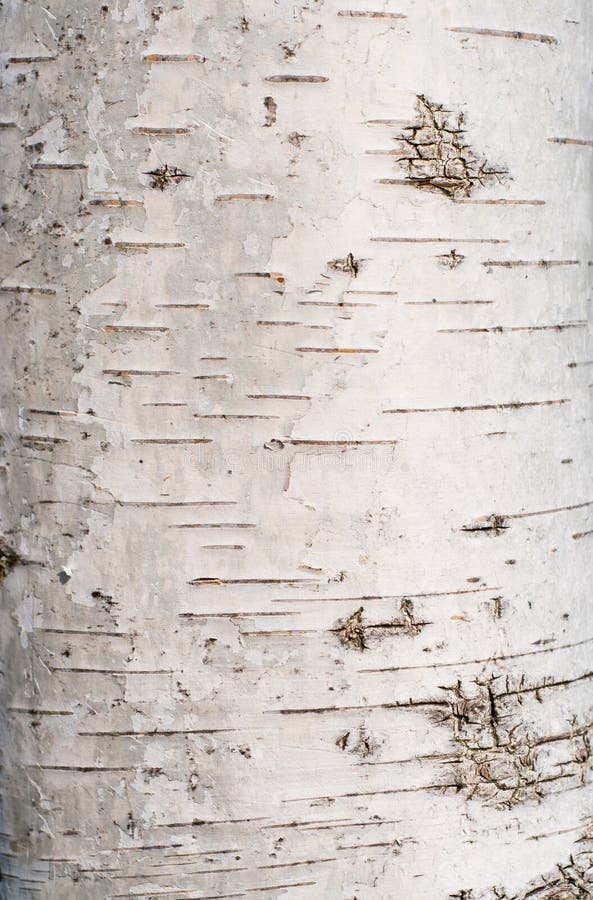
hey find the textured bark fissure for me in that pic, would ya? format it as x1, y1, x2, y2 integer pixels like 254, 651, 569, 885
392, 94, 508, 200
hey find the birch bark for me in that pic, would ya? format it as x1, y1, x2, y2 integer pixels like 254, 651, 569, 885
1, 1, 592, 898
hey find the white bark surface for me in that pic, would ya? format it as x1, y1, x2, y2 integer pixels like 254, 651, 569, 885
1, 1, 592, 897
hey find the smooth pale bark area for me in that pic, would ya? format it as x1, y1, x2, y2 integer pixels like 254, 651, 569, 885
1, 0, 593, 897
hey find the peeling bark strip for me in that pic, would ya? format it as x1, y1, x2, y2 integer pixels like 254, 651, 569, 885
447, 26, 558, 45
438, 321, 586, 334
264, 75, 329, 83
1, 1, 592, 898
143, 53, 206, 63
7, 54, 57, 63
454, 198, 546, 205
481, 258, 580, 268
113, 240, 186, 250
337, 11, 407, 20
384, 399, 569, 414
131, 125, 192, 135
90, 196, 143, 208
216, 193, 274, 202
0, 283, 57, 295
33, 161, 88, 170
372, 237, 509, 244
548, 137, 593, 147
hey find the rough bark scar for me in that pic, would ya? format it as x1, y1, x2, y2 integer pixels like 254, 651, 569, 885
341, 606, 367, 651
437, 674, 593, 808
461, 514, 509, 535
395, 95, 507, 199
327, 252, 361, 277
339, 600, 426, 651
438, 248, 465, 268
144, 164, 191, 190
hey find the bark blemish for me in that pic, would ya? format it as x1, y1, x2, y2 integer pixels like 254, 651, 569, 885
336, 731, 350, 750
0, 538, 21, 582
264, 96, 277, 127
339, 600, 425, 650
287, 131, 308, 147
491, 596, 504, 619
399, 597, 423, 636
327, 252, 361, 277
57, 567, 71, 585
341, 607, 367, 651
91, 588, 115, 613
264, 438, 285, 451
395, 95, 507, 199
437, 674, 593, 808
440, 677, 539, 806
461, 514, 509, 535
144, 164, 191, 190
438, 248, 465, 269
336, 726, 376, 758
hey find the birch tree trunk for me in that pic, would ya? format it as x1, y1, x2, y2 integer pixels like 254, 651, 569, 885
1, 1, 593, 897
